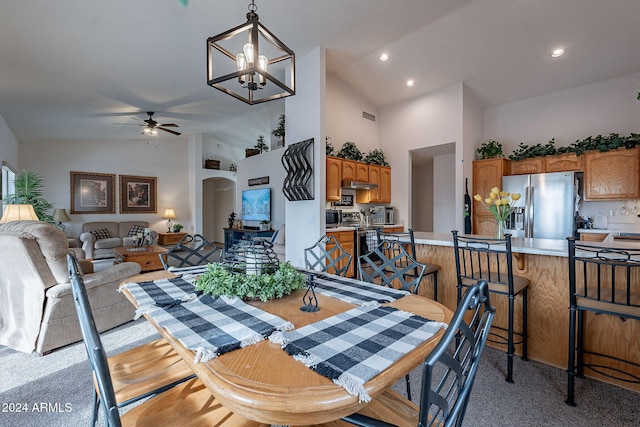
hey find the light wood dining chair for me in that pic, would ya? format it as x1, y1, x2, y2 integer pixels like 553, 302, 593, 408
341, 279, 496, 427
67, 252, 263, 427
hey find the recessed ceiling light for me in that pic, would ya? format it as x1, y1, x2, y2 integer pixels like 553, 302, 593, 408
550, 48, 565, 58
379, 53, 389, 62
406, 79, 415, 87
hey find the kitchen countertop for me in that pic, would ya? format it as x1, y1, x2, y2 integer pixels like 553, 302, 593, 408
412, 231, 640, 257
326, 224, 403, 232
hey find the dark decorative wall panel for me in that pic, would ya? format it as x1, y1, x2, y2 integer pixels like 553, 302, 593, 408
281, 138, 314, 201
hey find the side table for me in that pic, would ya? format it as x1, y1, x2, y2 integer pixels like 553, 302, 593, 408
157, 232, 187, 246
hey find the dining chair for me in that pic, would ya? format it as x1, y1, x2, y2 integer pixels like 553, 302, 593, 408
566, 237, 640, 406
304, 234, 353, 276
358, 239, 427, 400
341, 279, 496, 427
67, 252, 262, 427
452, 230, 529, 383
376, 228, 440, 300
159, 233, 221, 269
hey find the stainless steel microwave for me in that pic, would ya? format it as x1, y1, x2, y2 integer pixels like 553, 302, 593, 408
326, 209, 341, 228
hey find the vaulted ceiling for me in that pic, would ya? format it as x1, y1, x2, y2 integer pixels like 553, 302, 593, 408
1, 0, 639, 148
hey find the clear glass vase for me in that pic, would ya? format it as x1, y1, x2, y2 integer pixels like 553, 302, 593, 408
496, 219, 506, 239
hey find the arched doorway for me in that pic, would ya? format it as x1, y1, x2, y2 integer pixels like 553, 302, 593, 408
202, 177, 235, 244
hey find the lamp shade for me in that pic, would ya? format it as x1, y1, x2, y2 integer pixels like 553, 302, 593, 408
162, 209, 176, 220
53, 208, 72, 223
0, 204, 40, 223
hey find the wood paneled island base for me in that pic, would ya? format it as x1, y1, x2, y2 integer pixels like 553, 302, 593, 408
412, 232, 640, 394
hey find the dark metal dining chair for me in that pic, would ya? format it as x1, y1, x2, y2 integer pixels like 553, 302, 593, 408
376, 228, 440, 300
452, 230, 529, 383
159, 233, 222, 269
358, 239, 427, 400
566, 237, 640, 406
304, 234, 353, 276
67, 252, 260, 427
341, 279, 496, 427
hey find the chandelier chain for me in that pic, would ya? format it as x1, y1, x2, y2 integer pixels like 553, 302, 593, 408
248, 0, 257, 13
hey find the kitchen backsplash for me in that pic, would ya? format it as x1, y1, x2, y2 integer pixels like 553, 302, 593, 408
579, 199, 640, 231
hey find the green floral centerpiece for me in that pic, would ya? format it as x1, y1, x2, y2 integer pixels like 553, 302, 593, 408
194, 261, 306, 302
474, 187, 521, 238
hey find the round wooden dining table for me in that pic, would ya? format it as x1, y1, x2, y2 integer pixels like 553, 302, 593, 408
120, 270, 453, 426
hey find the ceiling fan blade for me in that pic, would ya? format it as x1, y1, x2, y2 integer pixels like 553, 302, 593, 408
158, 127, 181, 136
159, 123, 179, 127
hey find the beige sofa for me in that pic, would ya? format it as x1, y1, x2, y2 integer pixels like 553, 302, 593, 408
80, 221, 157, 260
0, 221, 141, 355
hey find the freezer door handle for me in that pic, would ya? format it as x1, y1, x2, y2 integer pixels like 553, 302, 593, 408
525, 186, 534, 237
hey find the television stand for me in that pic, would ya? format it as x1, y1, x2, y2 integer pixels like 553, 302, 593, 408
223, 228, 274, 251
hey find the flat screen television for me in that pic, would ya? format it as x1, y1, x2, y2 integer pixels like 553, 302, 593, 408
241, 188, 271, 222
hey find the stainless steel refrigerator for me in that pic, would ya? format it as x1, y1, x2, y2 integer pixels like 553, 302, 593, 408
502, 171, 578, 239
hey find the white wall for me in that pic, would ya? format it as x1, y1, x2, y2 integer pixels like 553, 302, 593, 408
326, 73, 379, 155
484, 71, 640, 227
284, 48, 326, 266
19, 137, 190, 239
0, 114, 19, 170
379, 83, 465, 231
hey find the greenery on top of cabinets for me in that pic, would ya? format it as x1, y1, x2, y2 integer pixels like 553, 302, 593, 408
364, 148, 389, 166
476, 139, 504, 159
509, 139, 558, 160
336, 141, 364, 161
326, 137, 335, 156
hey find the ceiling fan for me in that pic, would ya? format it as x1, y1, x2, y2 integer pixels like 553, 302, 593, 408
141, 112, 181, 136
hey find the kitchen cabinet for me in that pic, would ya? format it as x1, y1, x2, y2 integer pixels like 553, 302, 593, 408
584, 147, 640, 200
509, 157, 544, 175
579, 233, 608, 242
326, 230, 355, 277
356, 162, 369, 182
326, 156, 342, 201
544, 153, 583, 172
472, 158, 507, 235
356, 165, 381, 203
379, 166, 391, 203
341, 160, 357, 181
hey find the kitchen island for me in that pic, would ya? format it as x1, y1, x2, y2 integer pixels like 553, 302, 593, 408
411, 232, 640, 393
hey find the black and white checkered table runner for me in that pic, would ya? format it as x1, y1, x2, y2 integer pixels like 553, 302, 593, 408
270, 305, 447, 402
299, 268, 409, 305
121, 278, 293, 362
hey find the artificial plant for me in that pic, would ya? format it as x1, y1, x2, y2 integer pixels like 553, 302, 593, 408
2, 170, 55, 225
271, 114, 285, 146
255, 135, 269, 153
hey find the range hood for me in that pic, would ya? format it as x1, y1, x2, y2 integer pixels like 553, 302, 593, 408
341, 179, 378, 190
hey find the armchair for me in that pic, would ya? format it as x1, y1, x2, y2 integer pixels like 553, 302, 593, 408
0, 220, 141, 355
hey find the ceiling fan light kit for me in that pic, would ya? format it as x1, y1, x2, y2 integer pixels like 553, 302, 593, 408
142, 112, 181, 136
206, 0, 295, 105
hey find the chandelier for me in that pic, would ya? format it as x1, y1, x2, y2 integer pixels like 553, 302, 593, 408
206, 0, 295, 105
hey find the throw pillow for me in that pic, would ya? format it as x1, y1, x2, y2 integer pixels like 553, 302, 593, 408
90, 228, 110, 240
128, 225, 146, 237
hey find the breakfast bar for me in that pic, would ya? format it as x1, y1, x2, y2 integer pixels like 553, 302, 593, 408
410, 232, 640, 393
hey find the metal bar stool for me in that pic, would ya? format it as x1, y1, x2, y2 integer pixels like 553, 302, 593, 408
566, 237, 640, 406
304, 234, 353, 276
376, 228, 440, 301
452, 230, 529, 383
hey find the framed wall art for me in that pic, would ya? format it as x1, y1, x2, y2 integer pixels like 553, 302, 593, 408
70, 171, 116, 214
119, 175, 157, 214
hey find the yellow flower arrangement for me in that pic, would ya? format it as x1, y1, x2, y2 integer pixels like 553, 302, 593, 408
474, 187, 522, 222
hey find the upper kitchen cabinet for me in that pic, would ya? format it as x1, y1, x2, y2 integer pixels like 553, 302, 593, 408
326, 156, 342, 201
509, 157, 544, 175
379, 166, 391, 203
472, 158, 507, 235
356, 165, 381, 203
356, 162, 369, 182
584, 147, 640, 200
341, 160, 357, 181
544, 152, 583, 173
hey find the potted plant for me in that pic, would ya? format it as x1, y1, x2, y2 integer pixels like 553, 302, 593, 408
271, 114, 285, 147
364, 148, 389, 166
476, 139, 503, 160
255, 135, 269, 153
227, 212, 237, 228
259, 219, 270, 231
172, 223, 184, 233
336, 141, 363, 161
2, 170, 56, 225
194, 261, 305, 302
326, 136, 335, 156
